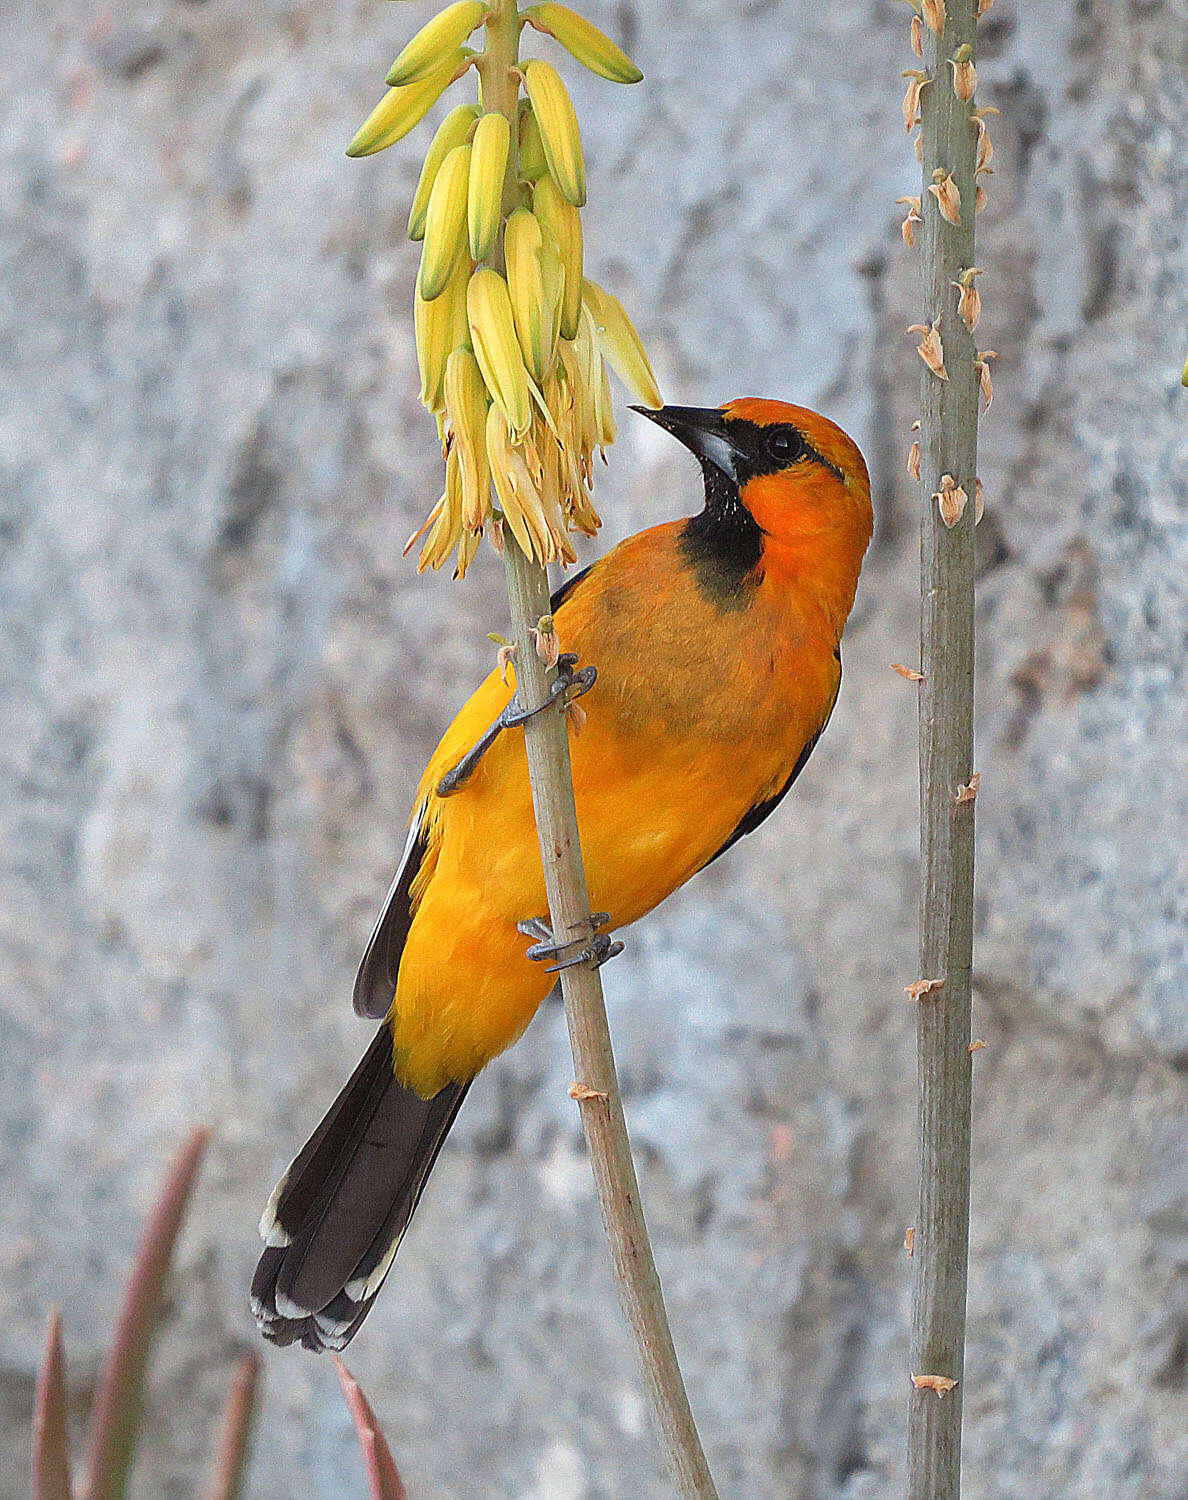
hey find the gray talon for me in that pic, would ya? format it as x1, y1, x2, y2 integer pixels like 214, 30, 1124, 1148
546, 933, 624, 974
437, 656, 597, 798
518, 912, 620, 971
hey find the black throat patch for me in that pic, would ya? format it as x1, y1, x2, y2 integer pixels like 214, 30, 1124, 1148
678, 459, 764, 607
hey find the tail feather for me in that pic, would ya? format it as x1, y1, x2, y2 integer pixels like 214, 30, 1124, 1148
252, 1026, 468, 1351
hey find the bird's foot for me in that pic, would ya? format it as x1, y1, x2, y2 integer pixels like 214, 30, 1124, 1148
437, 654, 597, 798
517, 912, 623, 973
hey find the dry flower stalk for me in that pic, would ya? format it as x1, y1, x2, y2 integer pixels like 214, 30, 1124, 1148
905, 0, 981, 1490
387, 4, 719, 1495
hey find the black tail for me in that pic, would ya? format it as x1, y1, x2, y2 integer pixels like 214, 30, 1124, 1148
251, 1026, 468, 1351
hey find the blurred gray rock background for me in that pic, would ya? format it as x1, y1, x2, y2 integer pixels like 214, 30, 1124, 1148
1, 0, 1186, 1495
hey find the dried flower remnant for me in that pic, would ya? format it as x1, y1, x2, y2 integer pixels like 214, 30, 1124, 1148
908, 319, 949, 380
929, 168, 962, 226
569, 1081, 609, 1102
911, 14, 924, 57
950, 43, 976, 102
921, 0, 946, 37
935, 473, 968, 528
968, 1038, 987, 1053
971, 106, 997, 174
912, 1373, 958, 1398
952, 266, 982, 331
953, 771, 980, 805
906, 977, 946, 1000
532, 612, 560, 666
897, 195, 924, 247
975, 349, 997, 410
908, 439, 921, 480
902, 71, 931, 132
892, 663, 926, 682
974, 476, 984, 523
487, 632, 519, 682
905, 1226, 916, 1256
346, 0, 656, 577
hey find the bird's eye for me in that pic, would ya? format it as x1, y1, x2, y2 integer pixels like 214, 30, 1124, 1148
767, 426, 806, 464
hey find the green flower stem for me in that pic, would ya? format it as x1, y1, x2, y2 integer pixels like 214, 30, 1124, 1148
478, 6, 718, 1494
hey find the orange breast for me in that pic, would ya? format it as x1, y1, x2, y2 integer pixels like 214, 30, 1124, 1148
390, 523, 842, 1096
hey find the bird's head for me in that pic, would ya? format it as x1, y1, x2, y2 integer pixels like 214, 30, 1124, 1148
633, 398, 872, 568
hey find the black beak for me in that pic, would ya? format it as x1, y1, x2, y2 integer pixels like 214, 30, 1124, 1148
630, 404, 740, 480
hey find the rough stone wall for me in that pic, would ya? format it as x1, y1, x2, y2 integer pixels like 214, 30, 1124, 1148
1, 0, 1185, 1496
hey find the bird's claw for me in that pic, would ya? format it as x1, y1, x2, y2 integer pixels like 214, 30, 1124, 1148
502, 654, 597, 728
437, 654, 597, 798
517, 912, 623, 972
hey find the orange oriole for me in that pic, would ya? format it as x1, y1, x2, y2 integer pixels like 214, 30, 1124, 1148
252, 398, 872, 1350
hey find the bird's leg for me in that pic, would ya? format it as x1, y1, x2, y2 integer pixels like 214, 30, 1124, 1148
517, 912, 624, 973
436, 653, 596, 798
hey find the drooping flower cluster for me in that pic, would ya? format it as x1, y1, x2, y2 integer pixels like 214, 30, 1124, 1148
347, 1, 662, 577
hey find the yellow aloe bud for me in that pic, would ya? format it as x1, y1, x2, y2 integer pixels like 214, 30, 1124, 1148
444, 347, 492, 531
467, 268, 533, 436
504, 209, 551, 381
522, 3, 643, 85
581, 278, 662, 409
408, 104, 479, 241
1182, 352, 1188, 388
387, 0, 486, 86
568, 311, 602, 451
467, 112, 511, 262
346, 54, 467, 158
415, 255, 470, 411
518, 103, 549, 180
536, 223, 565, 356
419, 142, 472, 300
533, 176, 582, 339
521, 59, 586, 207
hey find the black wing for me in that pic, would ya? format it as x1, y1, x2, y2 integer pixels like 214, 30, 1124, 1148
549, 559, 596, 612
349, 564, 595, 1020
352, 804, 428, 1018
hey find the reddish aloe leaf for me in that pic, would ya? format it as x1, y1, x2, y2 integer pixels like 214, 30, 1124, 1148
82, 1126, 210, 1500
33, 1309, 75, 1500
332, 1356, 408, 1500
204, 1353, 261, 1500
